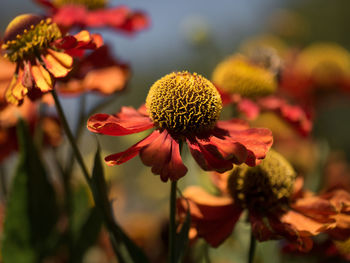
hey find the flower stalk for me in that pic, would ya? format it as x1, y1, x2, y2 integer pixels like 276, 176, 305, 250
248, 229, 256, 263
169, 180, 177, 263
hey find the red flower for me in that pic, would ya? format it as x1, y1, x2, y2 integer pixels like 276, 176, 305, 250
1, 14, 102, 105
57, 45, 129, 96
35, 0, 149, 34
87, 72, 273, 182
177, 150, 342, 252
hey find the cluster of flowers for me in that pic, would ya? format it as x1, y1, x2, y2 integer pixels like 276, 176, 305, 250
0, 0, 349, 262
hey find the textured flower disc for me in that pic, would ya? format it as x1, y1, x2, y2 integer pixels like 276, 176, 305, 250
146, 71, 222, 137
53, 0, 107, 9
212, 55, 277, 97
2, 14, 61, 62
228, 149, 296, 212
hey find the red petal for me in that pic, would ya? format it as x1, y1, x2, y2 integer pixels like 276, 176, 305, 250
52, 5, 87, 28
216, 119, 273, 166
177, 186, 242, 247
87, 107, 154, 136
104, 130, 159, 165
258, 96, 312, 137
187, 138, 233, 172
269, 214, 314, 252
237, 98, 260, 120
140, 131, 187, 181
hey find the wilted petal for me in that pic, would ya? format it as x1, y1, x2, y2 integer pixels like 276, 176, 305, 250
87, 107, 154, 136
6, 71, 27, 105
104, 130, 159, 165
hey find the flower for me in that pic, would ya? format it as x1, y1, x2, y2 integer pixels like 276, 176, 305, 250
88, 71, 273, 182
35, 0, 150, 34
212, 54, 277, 98
280, 43, 350, 106
1, 14, 102, 105
57, 45, 129, 96
212, 52, 312, 137
177, 150, 341, 251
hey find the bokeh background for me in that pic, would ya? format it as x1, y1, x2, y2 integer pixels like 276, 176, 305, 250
1, 0, 350, 262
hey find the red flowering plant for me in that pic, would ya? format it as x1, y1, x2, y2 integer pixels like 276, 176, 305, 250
1, 14, 102, 106
34, 0, 150, 34
87, 71, 273, 182
212, 50, 312, 137
177, 149, 349, 253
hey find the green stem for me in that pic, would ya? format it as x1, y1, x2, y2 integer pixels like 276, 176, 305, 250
248, 229, 256, 263
169, 180, 177, 263
0, 165, 7, 201
51, 90, 91, 185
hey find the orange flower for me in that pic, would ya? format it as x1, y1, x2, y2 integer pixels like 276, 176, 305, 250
35, 0, 150, 34
1, 14, 102, 105
88, 72, 273, 182
177, 150, 341, 252
57, 45, 129, 96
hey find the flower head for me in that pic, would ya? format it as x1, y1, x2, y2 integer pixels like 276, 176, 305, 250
1, 14, 102, 105
146, 72, 222, 138
178, 150, 341, 251
88, 71, 273, 182
212, 55, 277, 97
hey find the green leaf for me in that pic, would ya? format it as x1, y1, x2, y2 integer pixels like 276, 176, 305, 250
2, 119, 58, 263
91, 147, 150, 263
174, 199, 191, 263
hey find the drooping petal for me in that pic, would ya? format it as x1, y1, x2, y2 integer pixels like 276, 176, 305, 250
187, 138, 234, 173
140, 131, 187, 181
6, 70, 27, 105
249, 211, 276, 241
216, 119, 273, 166
177, 186, 242, 247
41, 50, 73, 78
268, 214, 314, 252
31, 60, 53, 92
87, 107, 154, 136
104, 130, 159, 166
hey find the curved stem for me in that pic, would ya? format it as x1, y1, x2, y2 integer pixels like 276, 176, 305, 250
51, 90, 91, 185
168, 180, 177, 263
248, 229, 256, 263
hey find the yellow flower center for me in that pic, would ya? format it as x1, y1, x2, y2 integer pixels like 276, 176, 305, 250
2, 14, 62, 63
227, 150, 296, 212
52, 0, 107, 9
212, 55, 277, 97
145, 71, 222, 137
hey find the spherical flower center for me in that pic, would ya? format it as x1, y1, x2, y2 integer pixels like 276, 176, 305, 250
227, 150, 296, 212
212, 55, 277, 97
145, 71, 222, 137
2, 14, 62, 63
53, 0, 107, 9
